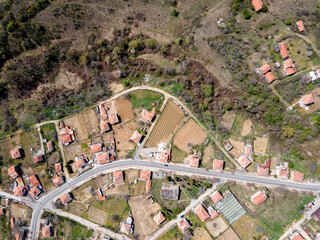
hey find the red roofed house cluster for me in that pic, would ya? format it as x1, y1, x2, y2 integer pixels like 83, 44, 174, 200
96, 152, 115, 165
8, 166, 19, 179
29, 174, 43, 199
259, 64, 275, 83
178, 219, 191, 233
237, 155, 252, 169
75, 154, 89, 171
280, 42, 296, 76
211, 191, 223, 204
59, 123, 75, 146
60, 192, 73, 205
155, 143, 171, 163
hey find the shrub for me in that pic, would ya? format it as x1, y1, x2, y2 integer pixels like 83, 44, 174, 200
286, 19, 292, 25
242, 8, 251, 19
170, 8, 179, 17
261, 4, 268, 12
145, 39, 157, 49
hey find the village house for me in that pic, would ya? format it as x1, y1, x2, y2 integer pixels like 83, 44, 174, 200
141, 108, 156, 123
55, 163, 62, 175
153, 212, 166, 225
290, 232, 305, 240
42, 225, 53, 238
223, 141, 233, 151
251, 191, 268, 205
301, 93, 314, 106
130, 130, 143, 145
60, 193, 73, 205
145, 180, 152, 194
212, 159, 224, 171
297, 20, 305, 32
277, 166, 289, 179
28, 174, 43, 199
14, 186, 26, 197
10, 147, 23, 159
237, 155, 251, 168
208, 207, 219, 219
96, 152, 115, 165
34, 154, 45, 163
120, 222, 132, 235
91, 143, 103, 154
160, 183, 179, 200
194, 204, 210, 222
185, 155, 200, 168
256, 159, 271, 176
75, 155, 88, 171
96, 189, 106, 200
291, 171, 304, 182
11, 217, 14, 229
108, 113, 120, 125
244, 144, 253, 158
178, 219, 191, 233
251, 0, 263, 12
16, 177, 24, 187
211, 191, 223, 204
52, 175, 64, 187
8, 166, 19, 179
155, 143, 171, 163
15, 232, 23, 240
140, 170, 152, 181
100, 121, 110, 133
99, 105, 108, 120
59, 126, 75, 146
284, 58, 296, 76
46, 140, 54, 152
113, 170, 125, 185
280, 42, 289, 59
258, 64, 275, 83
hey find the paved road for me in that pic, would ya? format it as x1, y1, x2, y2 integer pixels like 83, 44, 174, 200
0, 191, 36, 208
28, 159, 320, 239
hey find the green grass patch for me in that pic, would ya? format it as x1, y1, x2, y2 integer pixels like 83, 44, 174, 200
91, 198, 130, 230
159, 226, 183, 240
129, 90, 163, 111
171, 145, 188, 163
40, 123, 56, 141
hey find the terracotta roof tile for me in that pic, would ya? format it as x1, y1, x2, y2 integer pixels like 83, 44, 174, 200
140, 170, 152, 181
297, 20, 305, 32
211, 191, 223, 204
213, 160, 224, 171
60, 193, 72, 204
194, 205, 210, 222
153, 212, 166, 225
113, 170, 124, 185
178, 219, 191, 232
302, 94, 314, 105
8, 166, 19, 179
280, 42, 289, 59
251, 191, 268, 205
251, 0, 263, 11
10, 148, 22, 159
130, 131, 143, 144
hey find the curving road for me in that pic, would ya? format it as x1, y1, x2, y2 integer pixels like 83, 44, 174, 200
28, 159, 320, 239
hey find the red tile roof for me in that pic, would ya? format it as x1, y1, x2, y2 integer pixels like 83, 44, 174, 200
286, 67, 296, 76
245, 145, 253, 155
211, 191, 223, 204
42, 226, 52, 238
140, 170, 152, 181
302, 94, 314, 105
212, 160, 224, 171
251, 0, 263, 11
257, 165, 269, 176
100, 121, 110, 133
188, 156, 199, 168
16, 177, 24, 187
60, 193, 72, 204
284, 58, 293, 68
292, 171, 304, 182
96, 189, 106, 200
96, 152, 112, 164
291, 233, 304, 240
10, 217, 14, 229
14, 186, 26, 197
55, 163, 62, 174
8, 166, 19, 179
209, 209, 219, 219
145, 180, 152, 194
99, 105, 108, 120
29, 187, 42, 199
91, 143, 103, 154
75, 158, 86, 169
265, 72, 275, 83
46, 140, 54, 152
60, 128, 73, 145
34, 155, 44, 163
120, 222, 131, 235
153, 212, 166, 225
113, 170, 124, 185
237, 155, 251, 168
10, 148, 22, 159
297, 20, 305, 32
130, 131, 143, 144
158, 149, 171, 163
15, 232, 22, 240
29, 175, 40, 188
178, 219, 191, 232
251, 191, 268, 205
142, 108, 156, 122
108, 113, 120, 125
260, 64, 271, 74
280, 43, 289, 59
279, 168, 289, 179
194, 205, 210, 222
52, 175, 64, 187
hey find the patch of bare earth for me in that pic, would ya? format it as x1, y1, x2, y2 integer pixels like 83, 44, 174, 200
220, 112, 236, 132
241, 119, 252, 136
253, 137, 268, 155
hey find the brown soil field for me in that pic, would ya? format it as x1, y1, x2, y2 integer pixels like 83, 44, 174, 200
11, 204, 32, 222
228, 139, 244, 153
146, 101, 184, 148
102, 132, 115, 143
47, 151, 60, 166
65, 114, 89, 142
114, 121, 138, 158
229, 148, 241, 159
232, 214, 261, 240
88, 206, 107, 225
66, 201, 87, 217
104, 184, 130, 196
193, 227, 212, 240
64, 143, 82, 162
93, 173, 113, 190
206, 217, 229, 237
128, 195, 161, 239
254, 137, 268, 155
82, 109, 99, 137
202, 144, 215, 169
109, 82, 124, 94
126, 169, 139, 182
220, 111, 236, 132
216, 228, 240, 240
114, 96, 134, 122
173, 119, 207, 153
241, 119, 253, 136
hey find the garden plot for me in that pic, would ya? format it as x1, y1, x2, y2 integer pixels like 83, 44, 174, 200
114, 96, 134, 122
114, 121, 138, 158
206, 217, 229, 237
254, 137, 268, 155
193, 228, 212, 240
88, 207, 108, 225
216, 228, 240, 240
220, 111, 236, 132
241, 119, 253, 136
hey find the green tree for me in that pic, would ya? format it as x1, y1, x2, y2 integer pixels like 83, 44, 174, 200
286, 19, 292, 25
242, 8, 251, 19
145, 39, 157, 49
170, 8, 179, 17
6, 21, 16, 32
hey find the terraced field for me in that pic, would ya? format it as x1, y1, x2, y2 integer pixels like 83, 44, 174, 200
145, 101, 184, 147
